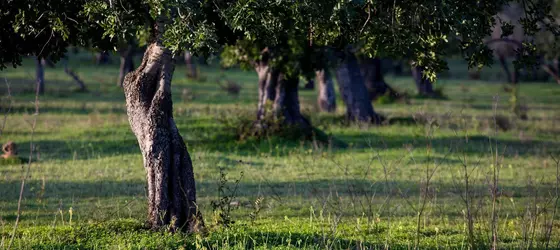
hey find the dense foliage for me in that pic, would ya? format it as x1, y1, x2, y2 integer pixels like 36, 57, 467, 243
2, 0, 558, 77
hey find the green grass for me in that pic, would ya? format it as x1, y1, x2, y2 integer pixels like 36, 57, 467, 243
1, 56, 560, 249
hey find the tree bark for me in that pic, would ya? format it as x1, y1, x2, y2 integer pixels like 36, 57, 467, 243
256, 63, 278, 120
36, 57, 44, 95
335, 53, 380, 123
118, 44, 135, 87
411, 65, 435, 96
184, 51, 197, 79
361, 57, 397, 100
316, 69, 336, 112
273, 73, 310, 127
123, 42, 202, 232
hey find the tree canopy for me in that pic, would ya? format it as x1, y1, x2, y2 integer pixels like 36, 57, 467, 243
1, 0, 558, 76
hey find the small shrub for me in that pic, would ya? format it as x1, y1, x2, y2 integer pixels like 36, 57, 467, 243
0, 156, 23, 165
494, 115, 512, 131
210, 169, 243, 228
375, 90, 411, 105
181, 88, 195, 102
218, 79, 242, 96
414, 86, 447, 100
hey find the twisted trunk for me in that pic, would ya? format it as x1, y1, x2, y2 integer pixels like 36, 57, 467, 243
123, 42, 202, 232
335, 53, 380, 123
411, 66, 435, 96
184, 51, 197, 79
316, 69, 336, 112
118, 44, 135, 87
36, 57, 44, 95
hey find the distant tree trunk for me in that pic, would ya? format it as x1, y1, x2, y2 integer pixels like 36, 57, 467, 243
273, 73, 310, 127
335, 53, 380, 123
361, 57, 397, 100
123, 41, 202, 232
316, 69, 336, 112
393, 60, 404, 76
41, 58, 56, 68
36, 57, 44, 95
543, 58, 560, 84
303, 79, 315, 90
95, 51, 110, 65
255, 69, 310, 130
497, 54, 519, 84
118, 44, 135, 87
411, 65, 435, 96
256, 63, 278, 120
63, 57, 88, 92
184, 51, 197, 79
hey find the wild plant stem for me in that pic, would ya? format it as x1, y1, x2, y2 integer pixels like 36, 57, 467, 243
545, 155, 560, 249
491, 96, 500, 250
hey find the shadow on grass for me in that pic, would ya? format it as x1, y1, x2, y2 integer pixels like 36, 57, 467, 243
0, 178, 555, 203
339, 133, 560, 156
9, 125, 558, 164
6, 220, 398, 249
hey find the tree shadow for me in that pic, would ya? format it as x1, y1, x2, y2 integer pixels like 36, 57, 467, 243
1, 178, 553, 203
338, 133, 560, 156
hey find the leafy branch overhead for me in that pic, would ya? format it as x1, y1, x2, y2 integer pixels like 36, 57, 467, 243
1, 0, 559, 79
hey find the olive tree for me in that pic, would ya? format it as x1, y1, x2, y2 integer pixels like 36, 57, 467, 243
355, 0, 558, 87
219, 1, 343, 130
1, 0, 219, 232
1, 0, 557, 233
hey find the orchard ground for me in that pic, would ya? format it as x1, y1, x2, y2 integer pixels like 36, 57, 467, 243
1, 56, 560, 249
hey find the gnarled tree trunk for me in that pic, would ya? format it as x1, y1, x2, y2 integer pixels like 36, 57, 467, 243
255, 68, 310, 130
361, 57, 396, 100
184, 51, 197, 79
118, 44, 135, 87
123, 42, 202, 232
36, 57, 44, 95
273, 73, 309, 127
411, 65, 435, 96
316, 69, 336, 112
335, 53, 380, 123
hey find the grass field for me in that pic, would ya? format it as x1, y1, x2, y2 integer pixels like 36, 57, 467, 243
1, 56, 560, 249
